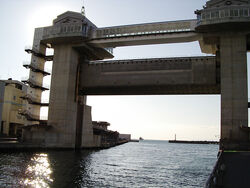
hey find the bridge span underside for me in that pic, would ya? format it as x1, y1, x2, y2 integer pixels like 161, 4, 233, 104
79, 56, 220, 95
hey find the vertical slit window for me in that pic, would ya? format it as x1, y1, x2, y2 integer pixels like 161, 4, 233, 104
230, 10, 234, 17
206, 12, 211, 19
211, 11, 216, 19
225, 9, 230, 17
201, 13, 206, 20
215, 11, 219, 18
243, 9, 249, 17
234, 9, 239, 17
220, 10, 225, 18
239, 9, 244, 17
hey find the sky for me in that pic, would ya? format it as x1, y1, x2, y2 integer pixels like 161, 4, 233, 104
0, 0, 249, 141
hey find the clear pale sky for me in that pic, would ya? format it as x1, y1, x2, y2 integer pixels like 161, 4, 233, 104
0, 0, 249, 141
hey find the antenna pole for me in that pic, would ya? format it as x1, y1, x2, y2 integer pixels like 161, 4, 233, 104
81, 0, 85, 16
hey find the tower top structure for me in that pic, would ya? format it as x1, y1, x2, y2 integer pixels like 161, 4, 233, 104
195, 0, 250, 32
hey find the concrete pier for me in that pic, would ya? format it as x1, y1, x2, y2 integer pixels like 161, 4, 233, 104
220, 34, 249, 150
47, 44, 79, 148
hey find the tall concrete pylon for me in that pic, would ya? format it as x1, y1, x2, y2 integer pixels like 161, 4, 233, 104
196, 0, 250, 150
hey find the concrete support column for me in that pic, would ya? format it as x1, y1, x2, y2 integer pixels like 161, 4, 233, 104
81, 103, 95, 148
47, 44, 79, 148
28, 28, 47, 121
220, 34, 249, 150
75, 95, 86, 149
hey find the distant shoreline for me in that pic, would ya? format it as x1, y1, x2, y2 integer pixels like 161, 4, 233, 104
169, 140, 219, 145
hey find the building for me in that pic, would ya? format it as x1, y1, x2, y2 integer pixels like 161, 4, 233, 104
0, 79, 27, 137
92, 121, 120, 148
119, 134, 131, 141
92, 121, 110, 131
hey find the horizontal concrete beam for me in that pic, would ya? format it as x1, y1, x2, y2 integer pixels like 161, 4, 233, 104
79, 56, 220, 95
88, 20, 199, 48
93, 19, 197, 38
88, 31, 200, 48
79, 85, 220, 95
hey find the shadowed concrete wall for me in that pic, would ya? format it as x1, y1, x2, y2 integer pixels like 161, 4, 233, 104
0, 81, 5, 132
79, 56, 220, 95
220, 34, 249, 148
81, 105, 95, 148
47, 44, 79, 148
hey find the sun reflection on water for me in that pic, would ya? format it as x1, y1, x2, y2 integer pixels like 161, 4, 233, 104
21, 153, 53, 188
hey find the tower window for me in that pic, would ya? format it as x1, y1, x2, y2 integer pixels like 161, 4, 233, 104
239, 9, 244, 16
243, 9, 249, 17
220, 10, 225, 18
225, 10, 230, 17
234, 9, 239, 17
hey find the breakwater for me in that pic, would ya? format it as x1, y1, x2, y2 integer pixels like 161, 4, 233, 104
169, 140, 219, 144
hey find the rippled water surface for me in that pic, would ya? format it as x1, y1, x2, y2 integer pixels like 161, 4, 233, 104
0, 140, 218, 187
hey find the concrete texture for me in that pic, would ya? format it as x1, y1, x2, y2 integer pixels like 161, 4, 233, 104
89, 20, 199, 48
79, 56, 220, 95
220, 34, 249, 148
206, 151, 250, 188
28, 28, 47, 123
81, 105, 95, 148
20, 1, 250, 151
47, 44, 79, 148
195, 0, 250, 150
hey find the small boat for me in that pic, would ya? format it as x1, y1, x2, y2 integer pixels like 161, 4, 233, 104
139, 137, 144, 141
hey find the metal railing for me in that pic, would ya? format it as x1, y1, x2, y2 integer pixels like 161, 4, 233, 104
93, 19, 197, 39
19, 110, 48, 121
89, 56, 215, 65
24, 45, 43, 54
42, 23, 89, 39
21, 94, 49, 104
24, 45, 33, 51
24, 46, 53, 61
23, 61, 51, 74
21, 77, 50, 90
197, 6, 250, 26
21, 94, 39, 103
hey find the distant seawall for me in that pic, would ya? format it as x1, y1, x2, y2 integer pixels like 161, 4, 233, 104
169, 140, 219, 145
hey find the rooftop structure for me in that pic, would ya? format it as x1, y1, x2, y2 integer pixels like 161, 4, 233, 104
92, 121, 110, 131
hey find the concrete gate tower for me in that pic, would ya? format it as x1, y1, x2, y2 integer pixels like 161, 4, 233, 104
22, 0, 250, 152
195, 0, 250, 150
22, 10, 113, 148
44, 11, 113, 148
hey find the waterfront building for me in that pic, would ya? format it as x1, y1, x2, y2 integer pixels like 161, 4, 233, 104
0, 79, 27, 136
119, 134, 131, 141
92, 121, 110, 131
92, 121, 120, 148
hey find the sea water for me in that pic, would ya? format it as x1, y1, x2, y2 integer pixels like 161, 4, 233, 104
0, 140, 218, 187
